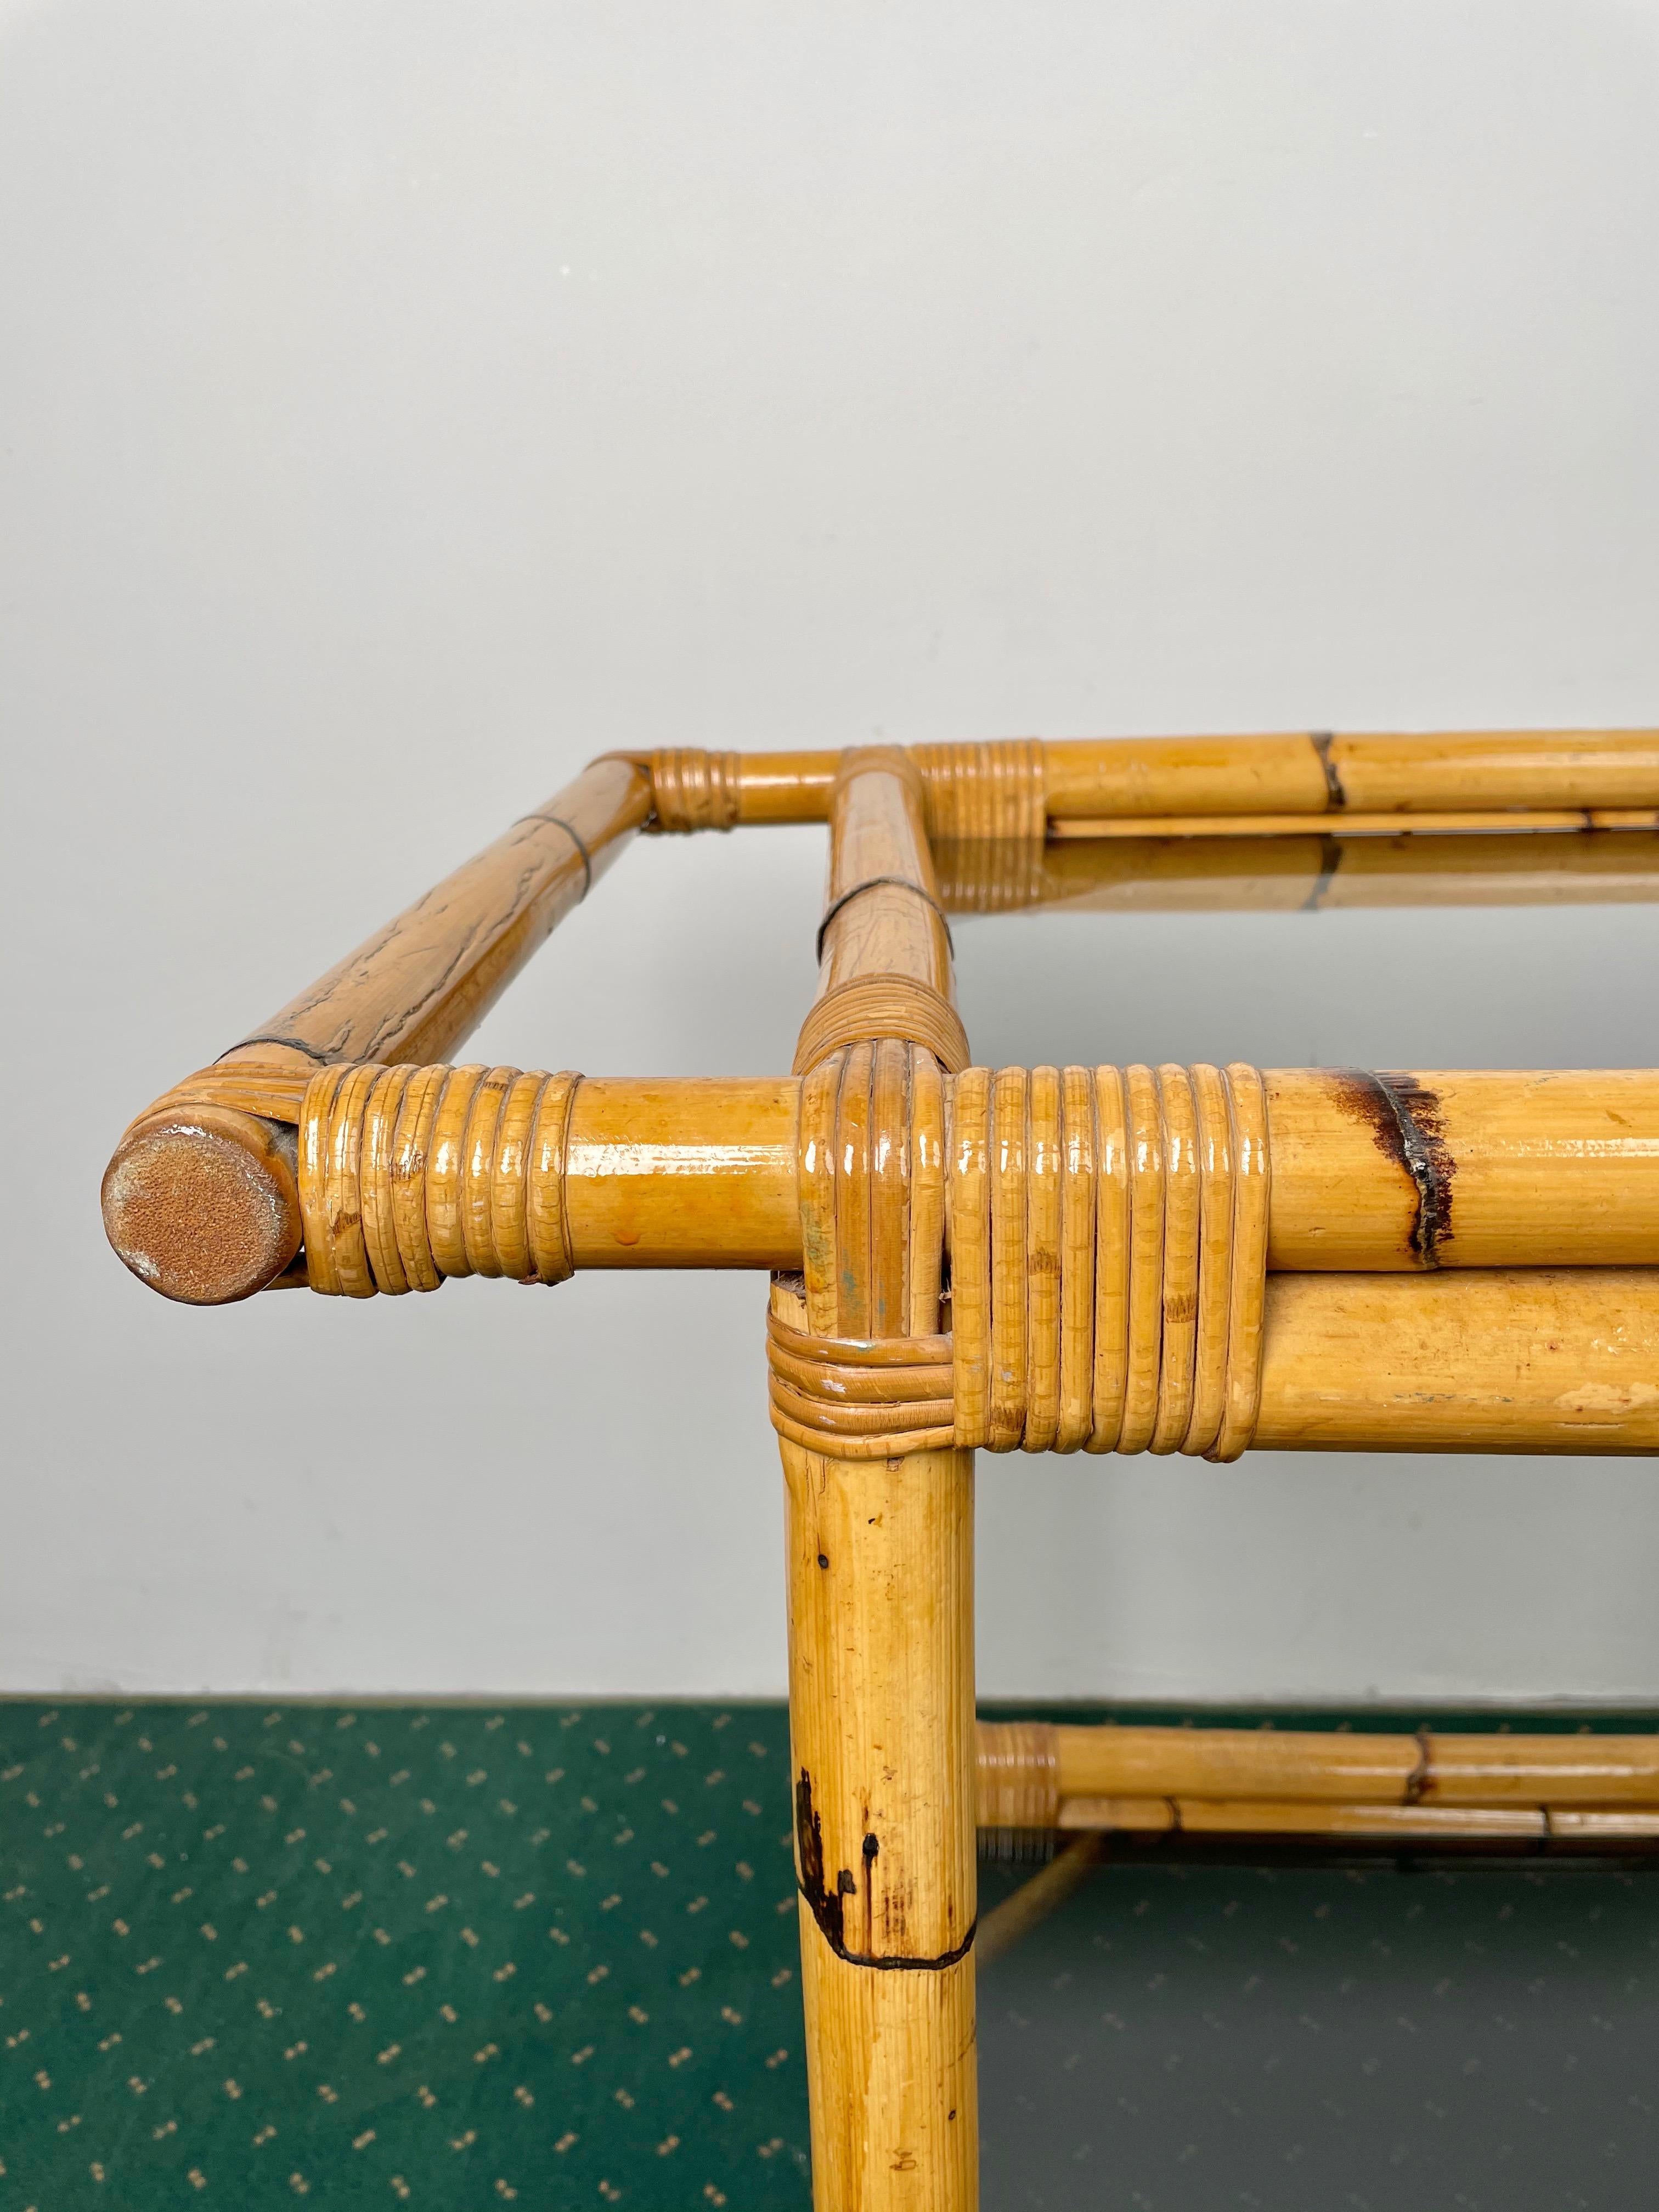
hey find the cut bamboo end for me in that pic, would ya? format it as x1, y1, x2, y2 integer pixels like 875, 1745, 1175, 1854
102, 1103, 302, 1305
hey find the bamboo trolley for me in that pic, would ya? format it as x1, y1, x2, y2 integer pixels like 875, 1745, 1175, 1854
104, 731, 1659, 2209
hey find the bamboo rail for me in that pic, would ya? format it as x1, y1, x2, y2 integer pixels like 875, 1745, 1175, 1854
618, 730, 1659, 829
977, 1719, 1659, 1814
102, 727, 1659, 2212
101, 758, 651, 1304
972, 1720, 1659, 1863
103, 1066, 1659, 1298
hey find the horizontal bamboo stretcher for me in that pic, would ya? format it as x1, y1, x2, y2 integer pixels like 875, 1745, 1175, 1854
626, 730, 1659, 828
974, 1721, 1659, 1849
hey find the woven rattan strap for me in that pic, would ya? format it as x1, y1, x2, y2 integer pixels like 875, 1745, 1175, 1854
767, 1060, 1271, 1462
646, 748, 742, 832
298, 1063, 582, 1296
766, 1311, 957, 1456
913, 738, 1046, 844
122, 1060, 314, 1138
976, 1721, 1061, 1832
792, 974, 972, 1076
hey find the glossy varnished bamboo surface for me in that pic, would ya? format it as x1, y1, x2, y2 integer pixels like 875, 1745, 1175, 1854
1265, 1069, 1659, 1271
1038, 731, 1659, 821
785, 753, 978, 2211
1044, 1724, 1659, 1807
565, 1080, 798, 1267
558, 1067, 1659, 1279
972, 1722, 1659, 1853
1047, 808, 1659, 840
103, 758, 650, 1305
243, 755, 649, 1067
610, 730, 1659, 830
107, 1063, 1659, 1305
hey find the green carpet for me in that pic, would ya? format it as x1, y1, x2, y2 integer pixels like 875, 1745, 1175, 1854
1, 1701, 809, 2209
5, 1702, 1657, 2209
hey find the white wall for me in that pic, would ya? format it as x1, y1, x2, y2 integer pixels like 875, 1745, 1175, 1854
4, 0, 1657, 1702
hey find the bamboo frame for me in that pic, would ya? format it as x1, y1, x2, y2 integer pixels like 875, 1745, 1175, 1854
978, 1718, 1659, 1812
971, 1720, 1659, 1874
101, 730, 1659, 2211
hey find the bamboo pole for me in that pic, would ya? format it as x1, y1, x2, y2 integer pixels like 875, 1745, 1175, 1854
782, 749, 978, 2212
972, 1723, 1659, 1860
1255, 1267, 1659, 1452
1052, 1798, 1659, 1844
101, 758, 651, 1304
1038, 731, 1659, 821
107, 1047, 1659, 1425
1047, 808, 1659, 840
629, 731, 1659, 830
563, 1069, 1659, 1278
564, 1079, 797, 1267
240, 754, 648, 1068
1265, 1069, 1659, 1271
1042, 1723, 1659, 1807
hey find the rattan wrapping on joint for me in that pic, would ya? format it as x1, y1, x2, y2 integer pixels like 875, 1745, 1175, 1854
646, 748, 742, 832
914, 740, 1046, 844
977, 1721, 1061, 1832
768, 1060, 1270, 1460
792, 974, 972, 1076
298, 1063, 581, 1296
121, 1060, 313, 1140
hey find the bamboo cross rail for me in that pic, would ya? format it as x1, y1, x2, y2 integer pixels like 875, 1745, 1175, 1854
103, 729, 1659, 2212
974, 1719, 1659, 1849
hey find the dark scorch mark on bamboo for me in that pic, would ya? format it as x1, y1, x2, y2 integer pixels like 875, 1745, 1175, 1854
1310, 732, 1348, 810
1328, 1071, 1457, 1266
793, 1768, 975, 1970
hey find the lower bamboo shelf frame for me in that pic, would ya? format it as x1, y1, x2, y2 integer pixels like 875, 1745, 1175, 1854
974, 1718, 1659, 1847
104, 729, 1659, 2210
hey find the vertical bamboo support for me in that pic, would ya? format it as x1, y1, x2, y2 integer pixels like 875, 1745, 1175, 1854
782, 749, 978, 2210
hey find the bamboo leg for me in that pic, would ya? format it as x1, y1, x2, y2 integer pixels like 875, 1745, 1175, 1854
785, 747, 977, 2210
781, 1412, 978, 2207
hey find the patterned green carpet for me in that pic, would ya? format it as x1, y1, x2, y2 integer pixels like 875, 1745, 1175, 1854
1, 1702, 809, 2209
5, 1702, 1657, 2209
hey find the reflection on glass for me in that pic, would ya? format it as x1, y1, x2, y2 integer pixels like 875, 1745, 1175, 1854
934, 831, 1659, 914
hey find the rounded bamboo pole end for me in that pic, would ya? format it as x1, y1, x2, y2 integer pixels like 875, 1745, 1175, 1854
102, 1107, 302, 1305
